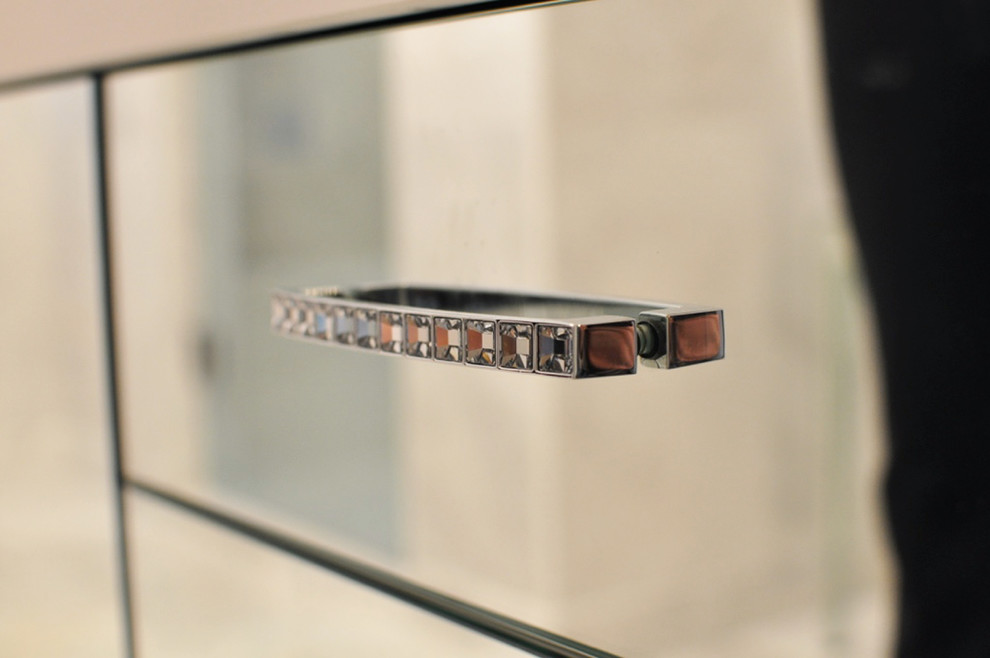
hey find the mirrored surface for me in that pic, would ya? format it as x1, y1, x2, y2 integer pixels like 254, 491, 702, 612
0, 81, 122, 656
110, 1, 892, 654
127, 491, 529, 657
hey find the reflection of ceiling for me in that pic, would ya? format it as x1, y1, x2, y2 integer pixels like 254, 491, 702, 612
0, 0, 555, 87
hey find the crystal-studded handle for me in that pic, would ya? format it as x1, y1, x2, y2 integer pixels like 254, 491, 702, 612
270, 285, 724, 379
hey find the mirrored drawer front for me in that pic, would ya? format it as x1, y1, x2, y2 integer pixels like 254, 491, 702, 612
128, 492, 531, 657
109, 0, 885, 655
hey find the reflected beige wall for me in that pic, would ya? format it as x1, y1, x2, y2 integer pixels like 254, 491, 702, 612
0, 82, 122, 656
109, 70, 207, 489
388, 2, 891, 655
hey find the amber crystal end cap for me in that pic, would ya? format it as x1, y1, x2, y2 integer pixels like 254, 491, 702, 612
669, 312, 724, 367
636, 307, 724, 370
577, 319, 638, 378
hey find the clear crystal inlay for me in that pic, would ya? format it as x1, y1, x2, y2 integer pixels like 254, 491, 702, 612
537, 325, 573, 374
465, 320, 496, 366
498, 322, 533, 370
304, 304, 321, 337
354, 308, 379, 349
433, 317, 463, 362
271, 298, 288, 331
291, 303, 311, 335
332, 306, 355, 344
405, 314, 431, 358
313, 304, 331, 339
380, 312, 403, 353
283, 302, 299, 333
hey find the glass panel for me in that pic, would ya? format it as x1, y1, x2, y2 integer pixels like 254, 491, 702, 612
110, 1, 892, 655
0, 80, 122, 656
127, 491, 529, 657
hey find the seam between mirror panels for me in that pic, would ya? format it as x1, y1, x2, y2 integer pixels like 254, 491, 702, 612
93, 70, 138, 658
84, 1, 613, 654
126, 478, 620, 658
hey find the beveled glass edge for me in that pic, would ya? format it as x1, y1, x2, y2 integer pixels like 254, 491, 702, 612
126, 477, 621, 658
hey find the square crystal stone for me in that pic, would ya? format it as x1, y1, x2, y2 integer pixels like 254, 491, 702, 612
433, 317, 463, 362
465, 320, 496, 366
271, 298, 288, 331
305, 303, 324, 337
536, 324, 573, 375
277, 300, 298, 333
313, 304, 331, 339
282, 302, 299, 333
291, 303, 312, 335
354, 308, 379, 349
405, 314, 431, 358
379, 312, 403, 354
498, 322, 533, 370
332, 306, 355, 345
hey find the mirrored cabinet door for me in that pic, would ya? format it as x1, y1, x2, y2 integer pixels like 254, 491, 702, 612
1, 0, 892, 656
106, 1, 890, 656
128, 492, 532, 657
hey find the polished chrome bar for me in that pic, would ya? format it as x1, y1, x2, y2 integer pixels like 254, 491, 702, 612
271, 284, 724, 379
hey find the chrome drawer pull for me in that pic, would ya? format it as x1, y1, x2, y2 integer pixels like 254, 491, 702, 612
270, 284, 724, 379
